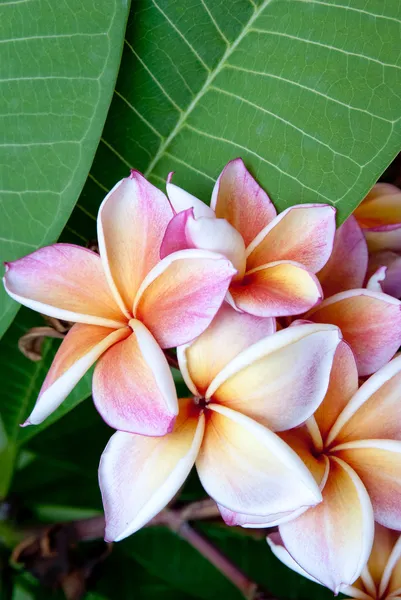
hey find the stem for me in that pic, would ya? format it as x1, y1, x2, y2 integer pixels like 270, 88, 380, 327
164, 349, 179, 369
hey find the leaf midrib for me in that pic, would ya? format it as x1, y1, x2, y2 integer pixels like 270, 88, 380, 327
144, 0, 272, 179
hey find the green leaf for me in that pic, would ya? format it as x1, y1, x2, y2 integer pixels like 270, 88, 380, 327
0, 308, 92, 496
63, 0, 401, 252
0, 0, 130, 338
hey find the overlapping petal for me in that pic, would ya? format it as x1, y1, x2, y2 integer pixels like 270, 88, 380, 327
97, 172, 173, 315
317, 216, 368, 297
314, 341, 359, 443
367, 252, 401, 299
246, 204, 336, 273
24, 324, 130, 426
99, 398, 204, 542
196, 404, 321, 519
279, 457, 374, 593
92, 320, 178, 435
333, 440, 401, 530
161, 209, 246, 278
211, 158, 276, 247
307, 289, 401, 376
230, 261, 323, 317
354, 184, 401, 254
219, 505, 309, 528
267, 532, 321, 584
381, 534, 401, 598
4, 244, 125, 328
134, 249, 236, 348
177, 303, 275, 397
205, 323, 341, 432
327, 354, 401, 445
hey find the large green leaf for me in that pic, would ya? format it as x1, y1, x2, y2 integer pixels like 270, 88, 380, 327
0, 0, 130, 338
63, 0, 401, 251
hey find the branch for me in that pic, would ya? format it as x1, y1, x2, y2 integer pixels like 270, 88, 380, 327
70, 500, 277, 600
13, 499, 278, 600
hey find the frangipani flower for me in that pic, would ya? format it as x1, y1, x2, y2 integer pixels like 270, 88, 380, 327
268, 524, 401, 600
3, 171, 235, 434
308, 214, 401, 376
99, 306, 342, 541
354, 184, 401, 300
161, 159, 336, 318
267, 344, 401, 592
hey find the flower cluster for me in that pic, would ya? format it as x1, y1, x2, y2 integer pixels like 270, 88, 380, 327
4, 160, 401, 595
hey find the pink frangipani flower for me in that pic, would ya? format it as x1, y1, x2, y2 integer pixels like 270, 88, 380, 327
3, 171, 235, 435
99, 306, 342, 542
268, 345, 401, 593
161, 159, 336, 318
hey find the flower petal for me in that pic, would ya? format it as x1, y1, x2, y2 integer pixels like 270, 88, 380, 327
279, 457, 374, 593
314, 341, 359, 444
160, 208, 195, 258
380, 533, 401, 598
327, 354, 401, 446
161, 209, 246, 277
177, 303, 275, 397
196, 404, 321, 519
220, 505, 309, 528
92, 320, 178, 435
99, 398, 204, 541
230, 260, 323, 317
211, 158, 276, 247
333, 439, 401, 530
354, 183, 401, 229
206, 323, 341, 432
134, 249, 236, 348
246, 204, 336, 273
367, 252, 401, 299
24, 324, 130, 426
267, 532, 321, 584
97, 172, 173, 315
317, 216, 368, 296
166, 178, 215, 218
3, 244, 125, 328
307, 289, 401, 376
367, 524, 400, 591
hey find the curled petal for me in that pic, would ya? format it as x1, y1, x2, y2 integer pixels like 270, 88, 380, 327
166, 178, 215, 218
4, 244, 125, 328
206, 323, 341, 432
97, 172, 173, 315
307, 289, 401, 376
279, 457, 374, 593
267, 532, 321, 584
197, 404, 321, 519
220, 505, 309, 529
246, 204, 336, 273
318, 216, 368, 296
314, 341, 359, 443
326, 353, 401, 445
92, 320, 178, 435
230, 261, 323, 317
333, 439, 401, 530
367, 252, 401, 299
99, 398, 204, 541
24, 324, 130, 426
177, 303, 275, 397
161, 209, 246, 278
160, 208, 195, 258
134, 249, 236, 348
211, 158, 276, 247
